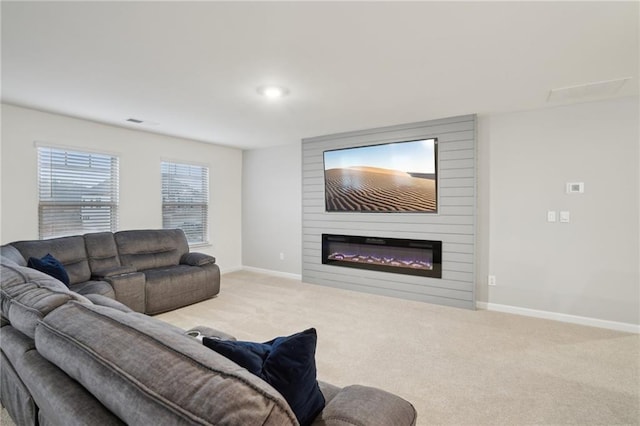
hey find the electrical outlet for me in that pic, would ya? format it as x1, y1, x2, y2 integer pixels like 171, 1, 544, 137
279, 252, 285, 261
488, 275, 496, 286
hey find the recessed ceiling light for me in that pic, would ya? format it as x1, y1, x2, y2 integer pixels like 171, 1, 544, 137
257, 85, 289, 99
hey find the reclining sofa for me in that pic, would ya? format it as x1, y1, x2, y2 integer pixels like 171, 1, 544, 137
0, 229, 220, 314
0, 248, 417, 425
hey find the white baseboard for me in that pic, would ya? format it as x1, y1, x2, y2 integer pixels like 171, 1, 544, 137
241, 266, 302, 281
476, 302, 639, 334
220, 265, 243, 275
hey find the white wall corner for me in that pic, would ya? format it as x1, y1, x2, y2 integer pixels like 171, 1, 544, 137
220, 265, 244, 275
241, 266, 302, 281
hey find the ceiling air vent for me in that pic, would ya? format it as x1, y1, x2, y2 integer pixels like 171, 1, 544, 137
547, 77, 631, 102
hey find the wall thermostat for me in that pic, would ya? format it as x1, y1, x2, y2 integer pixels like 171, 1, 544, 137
566, 182, 584, 194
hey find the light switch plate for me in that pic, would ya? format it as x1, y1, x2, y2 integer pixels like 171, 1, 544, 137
560, 211, 570, 223
547, 211, 557, 222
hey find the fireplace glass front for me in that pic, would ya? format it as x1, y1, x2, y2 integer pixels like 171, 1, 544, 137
322, 234, 442, 278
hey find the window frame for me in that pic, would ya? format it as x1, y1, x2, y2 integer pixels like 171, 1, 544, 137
36, 144, 120, 239
160, 159, 210, 246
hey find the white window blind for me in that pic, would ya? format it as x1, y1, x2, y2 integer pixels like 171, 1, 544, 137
38, 146, 119, 239
161, 161, 209, 244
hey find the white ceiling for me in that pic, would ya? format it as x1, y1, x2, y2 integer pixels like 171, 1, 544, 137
2, 1, 638, 150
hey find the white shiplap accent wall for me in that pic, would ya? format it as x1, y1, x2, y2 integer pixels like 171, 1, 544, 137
301, 115, 477, 309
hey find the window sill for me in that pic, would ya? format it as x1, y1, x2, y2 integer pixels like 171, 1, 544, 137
189, 242, 212, 250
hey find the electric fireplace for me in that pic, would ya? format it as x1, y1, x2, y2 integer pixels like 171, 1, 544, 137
322, 234, 442, 278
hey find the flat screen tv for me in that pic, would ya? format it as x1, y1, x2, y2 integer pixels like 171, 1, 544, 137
323, 138, 437, 213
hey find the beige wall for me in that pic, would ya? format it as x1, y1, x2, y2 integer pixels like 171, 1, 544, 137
241, 97, 639, 327
0, 104, 243, 272
242, 143, 302, 275
483, 97, 639, 325
3, 98, 638, 327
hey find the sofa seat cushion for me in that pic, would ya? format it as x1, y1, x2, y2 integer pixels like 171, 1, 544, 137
144, 265, 217, 314
69, 280, 116, 299
91, 265, 137, 279
0, 261, 91, 339
36, 302, 298, 426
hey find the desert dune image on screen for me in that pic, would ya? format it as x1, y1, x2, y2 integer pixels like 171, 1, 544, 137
323, 139, 437, 212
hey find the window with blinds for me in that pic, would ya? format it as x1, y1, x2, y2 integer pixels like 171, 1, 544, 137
38, 146, 119, 239
161, 161, 209, 244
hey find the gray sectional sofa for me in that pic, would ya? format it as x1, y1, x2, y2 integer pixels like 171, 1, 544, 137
0, 236, 418, 425
1, 229, 220, 314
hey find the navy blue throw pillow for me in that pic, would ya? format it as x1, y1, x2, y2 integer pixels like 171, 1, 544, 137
203, 328, 325, 426
27, 253, 70, 286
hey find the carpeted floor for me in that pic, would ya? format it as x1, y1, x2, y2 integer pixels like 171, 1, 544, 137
1, 406, 12, 426
156, 270, 640, 426
3, 270, 638, 425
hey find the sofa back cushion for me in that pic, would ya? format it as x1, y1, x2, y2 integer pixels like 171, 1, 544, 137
84, 232, 121, 272
0, 260, 91, 339
12, 236, 91, 285
27, 254, 70, 286
36, 302, 298, 426
115, 229, 189, 271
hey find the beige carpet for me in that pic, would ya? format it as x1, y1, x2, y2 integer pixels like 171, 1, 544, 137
1, 406, 12, 426
2, 270, 638, 425
157, 271, 640, 426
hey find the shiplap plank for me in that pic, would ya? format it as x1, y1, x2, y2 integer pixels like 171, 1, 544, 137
439, 149, 475, 161
303, 221, 473, 235
440, 196, 475, 206
303, 213, 474, 225
439, 158, 475, 170
303, 117, 474, 150
438, 168, 475, 179
304, 275, 474, 309
303, 264, 473, 293
442, 252, 474, 263
439, 177, 475, 188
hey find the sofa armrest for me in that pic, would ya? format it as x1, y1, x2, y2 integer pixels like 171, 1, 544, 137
104, 272, 146, 313
180, 252, 216, 266
91, 265, 137, 279
1, 244, 27, 266
311, 385, 417, 426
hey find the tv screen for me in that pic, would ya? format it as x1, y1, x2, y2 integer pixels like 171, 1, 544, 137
323, 138, 437, 213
